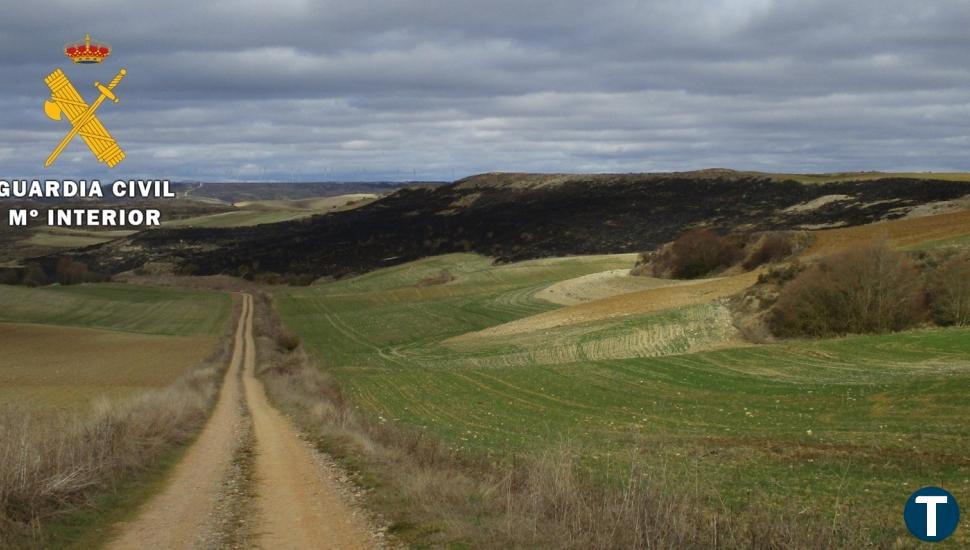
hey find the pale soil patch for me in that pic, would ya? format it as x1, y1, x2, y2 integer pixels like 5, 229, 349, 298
897, 194, 970, 219
437, 192, 483, 215
0, 322, 213, 411
451, 271, 761, 342
535, 268, 707, 306
448, 192, 482, 209
782, 194, 853, 213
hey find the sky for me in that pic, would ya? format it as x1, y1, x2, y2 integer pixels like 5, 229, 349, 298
1, 0, 969, 182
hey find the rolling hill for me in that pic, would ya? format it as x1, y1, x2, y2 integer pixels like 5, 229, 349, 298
50, 171, 970, 280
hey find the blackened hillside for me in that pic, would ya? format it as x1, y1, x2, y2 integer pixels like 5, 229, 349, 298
59, 173, 970, 279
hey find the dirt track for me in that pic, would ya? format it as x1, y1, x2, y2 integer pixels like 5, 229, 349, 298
107, 294, 375, 549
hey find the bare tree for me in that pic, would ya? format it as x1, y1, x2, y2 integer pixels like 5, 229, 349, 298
653, 228, 740, 279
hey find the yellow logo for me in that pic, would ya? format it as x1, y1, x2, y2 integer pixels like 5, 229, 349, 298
43, 37, 127, 168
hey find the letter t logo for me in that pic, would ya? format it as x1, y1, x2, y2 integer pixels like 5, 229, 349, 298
915, 495, 948, 537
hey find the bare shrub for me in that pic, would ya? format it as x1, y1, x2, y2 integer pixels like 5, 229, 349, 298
650, 228, 740, 279
0, 298, 238, 545
277, 329, 301, 352
0, 267, 23, 286
21, 264, 48, 287
53, 257, 106, 285
927, 253, 970, 326
770, 244, 926, 337
630, 252, 652, 276
742, 232, 795, 270
253, 296, 301, 353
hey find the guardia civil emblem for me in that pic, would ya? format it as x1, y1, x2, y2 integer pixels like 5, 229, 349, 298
43, 34, 127, 168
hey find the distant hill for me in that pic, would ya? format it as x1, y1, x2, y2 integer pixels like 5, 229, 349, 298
173, 181, 445, 204
41, 171, 970, 280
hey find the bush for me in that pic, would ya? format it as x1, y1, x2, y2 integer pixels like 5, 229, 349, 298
770, 244, 926, 337
653, 228, 740, 279
277, 329, 301, 352
54, 257, 104, 285
0, 267, 23, 286
927, 254, 970, 326
742, 232, 795, 270
756, 260, 804, 286
21, 264, 48, 287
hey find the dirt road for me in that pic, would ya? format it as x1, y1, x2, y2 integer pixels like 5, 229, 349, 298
108, 294, 375, 549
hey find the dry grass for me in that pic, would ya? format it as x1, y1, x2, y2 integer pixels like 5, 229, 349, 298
253, 292, 887, 549
0, 298, 239, 546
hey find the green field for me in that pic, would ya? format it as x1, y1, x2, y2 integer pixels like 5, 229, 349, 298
0, 284, 231, 411
0, 283, 231, 336
276, 253, 970, 544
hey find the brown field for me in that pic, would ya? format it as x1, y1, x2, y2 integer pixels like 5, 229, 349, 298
806, 207, 970, 255
233, 193, 379, 210
0, 322, 215, 411
161, 194, 380, 229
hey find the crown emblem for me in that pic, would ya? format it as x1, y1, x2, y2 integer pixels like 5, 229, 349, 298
64, 34, 111, 64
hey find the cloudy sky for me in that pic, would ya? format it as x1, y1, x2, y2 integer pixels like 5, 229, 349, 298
2, 0, 969, 181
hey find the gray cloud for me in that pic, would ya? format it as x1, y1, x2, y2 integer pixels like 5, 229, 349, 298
1, 0, 968, 181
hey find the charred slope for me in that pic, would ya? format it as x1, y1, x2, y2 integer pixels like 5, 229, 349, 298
61, 173, 970, 279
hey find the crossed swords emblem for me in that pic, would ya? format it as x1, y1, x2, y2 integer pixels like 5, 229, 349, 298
43, 68, 127, 168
